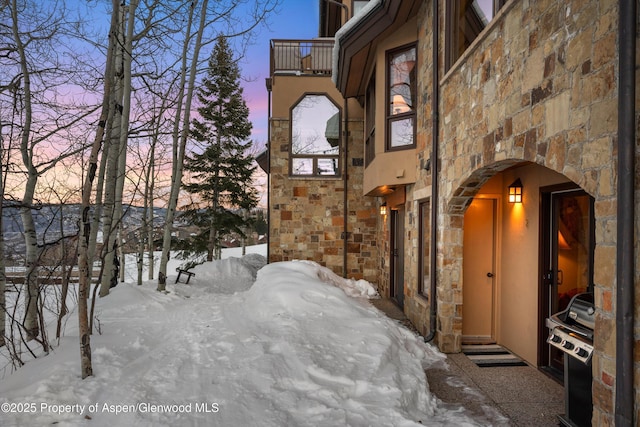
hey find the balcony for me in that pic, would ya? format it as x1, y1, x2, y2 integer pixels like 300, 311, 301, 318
270, 39, 334, 77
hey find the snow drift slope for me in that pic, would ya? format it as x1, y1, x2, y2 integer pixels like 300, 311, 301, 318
0, 257, 482, 426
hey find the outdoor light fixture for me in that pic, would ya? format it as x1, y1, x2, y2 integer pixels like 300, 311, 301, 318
508, 178, 523, 203
380, 203, 387, 216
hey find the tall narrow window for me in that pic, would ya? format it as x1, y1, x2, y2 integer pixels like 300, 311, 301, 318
418, 200, 431, 298
446, 0, 507, 70
386, 44, 416, 150
365, 73, 376, 166
290, 94, 341, 177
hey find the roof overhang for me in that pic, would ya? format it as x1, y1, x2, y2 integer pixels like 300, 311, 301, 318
255, 149, 269, 173
334, 0, 420, 99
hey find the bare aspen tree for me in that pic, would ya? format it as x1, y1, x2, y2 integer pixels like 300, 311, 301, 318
157, 0, 203, 290
0, 41, 12, 348
10, 0, 39, 340
146, 138, 157, 281
6, 0, 96, 342
0, 134, 6, 348
114, 0, 138, 288
135, 87, 173, 285
99, 3, 127, 297
78, 0, 122, 379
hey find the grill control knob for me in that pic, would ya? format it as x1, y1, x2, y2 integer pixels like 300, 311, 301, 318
574, 347, 589, 358
561, 340, 574, 350
549, 334, 562, 343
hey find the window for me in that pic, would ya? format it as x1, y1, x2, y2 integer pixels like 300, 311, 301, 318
290, 94, 341, 176
418, 200, 431, 298
446, 0, 507, 69
386, 44, 416, 150
353, 1, 370, 16
365, 73, 375, 166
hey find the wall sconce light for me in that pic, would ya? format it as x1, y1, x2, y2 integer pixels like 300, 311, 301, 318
508, 178, 523, 203
380, 202, 387, 216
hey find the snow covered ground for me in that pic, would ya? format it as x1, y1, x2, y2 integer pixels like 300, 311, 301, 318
0, 245, 485, 426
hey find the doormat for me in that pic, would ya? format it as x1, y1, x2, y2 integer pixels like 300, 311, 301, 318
462, 344, 527, 367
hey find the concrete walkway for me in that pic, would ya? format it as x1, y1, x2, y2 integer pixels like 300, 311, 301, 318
371, 299, 565, 426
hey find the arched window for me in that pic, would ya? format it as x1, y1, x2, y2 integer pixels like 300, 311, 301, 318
290, 94, 341, 177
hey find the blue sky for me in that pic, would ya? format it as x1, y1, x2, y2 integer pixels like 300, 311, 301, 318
63, 0, 320, 149
241, 0, 320, 148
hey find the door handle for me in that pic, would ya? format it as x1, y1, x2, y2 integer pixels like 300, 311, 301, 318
486, 272, 494, 278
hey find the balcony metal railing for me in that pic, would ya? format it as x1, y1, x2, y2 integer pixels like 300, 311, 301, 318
270, 38, 334, 76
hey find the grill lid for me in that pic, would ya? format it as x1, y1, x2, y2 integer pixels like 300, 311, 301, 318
565, 292, 595, 330
548, 292, 595, 339
546, 292, 595, 364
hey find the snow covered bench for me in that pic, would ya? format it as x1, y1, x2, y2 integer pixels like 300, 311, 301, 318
175, 268, 195, 284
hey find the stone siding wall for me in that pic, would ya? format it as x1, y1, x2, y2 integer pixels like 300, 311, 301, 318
403, 0, 625, 424
268, 113, 378, 283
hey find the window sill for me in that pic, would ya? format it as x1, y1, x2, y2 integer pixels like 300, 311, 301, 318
288, 175, 343, 180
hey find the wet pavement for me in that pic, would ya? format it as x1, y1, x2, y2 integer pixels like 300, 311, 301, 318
371, 299, 565, 426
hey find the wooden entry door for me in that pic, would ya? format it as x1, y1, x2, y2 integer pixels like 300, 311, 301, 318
462, 198, 497, 343
390, 208, 405, 309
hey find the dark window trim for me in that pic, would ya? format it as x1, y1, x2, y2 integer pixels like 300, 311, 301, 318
445, 0, 508, 71
289, 92, 342, 178
385, 42, 417, 152
365, 71, 376, 167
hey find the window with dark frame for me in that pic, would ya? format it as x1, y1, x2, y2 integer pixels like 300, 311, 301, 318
418, 200, 431, 298
290, 94, 341, 177
386, 44, 416, 151
365, 73, 375, 167
445, 0, 507, 70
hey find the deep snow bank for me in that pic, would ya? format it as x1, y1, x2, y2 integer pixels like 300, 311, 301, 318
0, 255, 484, 427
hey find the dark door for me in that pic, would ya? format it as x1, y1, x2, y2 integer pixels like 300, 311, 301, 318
390, 208, 405, 309
540, 186, 594, 375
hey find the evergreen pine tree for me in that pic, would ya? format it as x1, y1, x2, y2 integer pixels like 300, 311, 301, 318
181, 35, 258, 261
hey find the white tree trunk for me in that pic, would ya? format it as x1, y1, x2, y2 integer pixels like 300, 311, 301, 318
144, 122, 159, 282
138, 178, 149, 286
114, 0, 138, 287
0, 165, 6, 347
20, 177, 40, 340
78, 0, 121, 379
147, 150, 155, 280
10, 0, 40, 340
99, 3, 127, 297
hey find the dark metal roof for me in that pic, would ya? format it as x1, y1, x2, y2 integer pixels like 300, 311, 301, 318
334, 0, 420, 98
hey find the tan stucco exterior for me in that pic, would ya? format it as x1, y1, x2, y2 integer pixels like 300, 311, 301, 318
363, 16, 419, 195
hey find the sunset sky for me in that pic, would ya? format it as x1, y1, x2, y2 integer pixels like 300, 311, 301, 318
71, 0, 320, 148
239, 0, 320, 149
5, 1, 321, 207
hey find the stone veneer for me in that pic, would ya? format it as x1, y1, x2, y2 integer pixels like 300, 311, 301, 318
268, 106, 378, 283
387, 0, 635, 425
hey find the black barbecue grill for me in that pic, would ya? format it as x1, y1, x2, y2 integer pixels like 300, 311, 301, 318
546, 292, 594, 427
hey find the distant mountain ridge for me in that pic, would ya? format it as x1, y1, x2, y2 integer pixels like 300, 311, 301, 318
2, 203, 168, 259
2, 203, 168, 234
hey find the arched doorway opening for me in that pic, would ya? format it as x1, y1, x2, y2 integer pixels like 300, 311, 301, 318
455, 162, 595, 369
